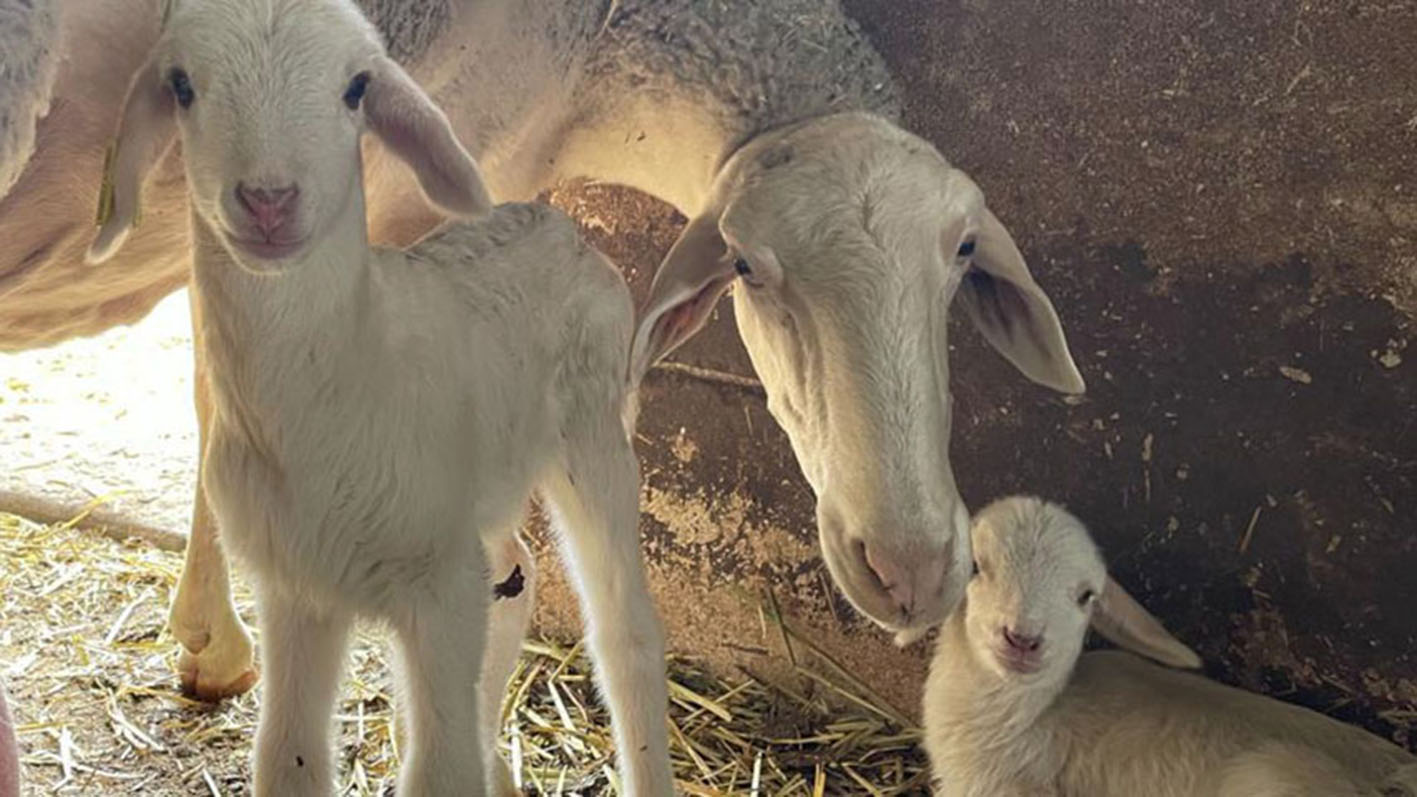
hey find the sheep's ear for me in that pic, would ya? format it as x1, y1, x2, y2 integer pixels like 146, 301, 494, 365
87, 57, 176, 264
629, 208, 736, 383
364, 56, 491, 218
1092, 576, 1202, 669
953, 208, 1086, 394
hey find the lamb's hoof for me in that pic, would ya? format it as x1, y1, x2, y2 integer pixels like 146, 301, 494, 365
177, 644, 258, 702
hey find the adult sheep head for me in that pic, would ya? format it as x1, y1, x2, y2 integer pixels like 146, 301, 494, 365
632, 113, 1085, 635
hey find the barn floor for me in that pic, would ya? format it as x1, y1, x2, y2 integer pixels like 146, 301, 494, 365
0, 510, 927, 796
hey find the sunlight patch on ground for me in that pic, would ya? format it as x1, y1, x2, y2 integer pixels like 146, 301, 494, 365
0, 291, 197, 534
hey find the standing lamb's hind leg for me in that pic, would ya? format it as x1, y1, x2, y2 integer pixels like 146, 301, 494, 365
171, 297, 258, 700
541, 407, 672, 796
391, 561, 491, 796
251, 590, 352, 797
481, 531, 537, 796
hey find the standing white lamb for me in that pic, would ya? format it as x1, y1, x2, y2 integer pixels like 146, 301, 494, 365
85, 0, 671, 794
923, 496, 1416, 797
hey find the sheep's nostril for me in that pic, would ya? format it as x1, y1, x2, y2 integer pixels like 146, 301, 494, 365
862, 542, 918, 616
1003, 627, 1043, 653
235, 182, 300, 235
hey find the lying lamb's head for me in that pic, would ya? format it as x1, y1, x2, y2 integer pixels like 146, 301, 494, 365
630, 113, 1084, 633
964, 496, 1199, 686
87, 0, 489, 269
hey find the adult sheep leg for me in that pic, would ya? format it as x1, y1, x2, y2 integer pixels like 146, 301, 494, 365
481, 531, 537, 796
171, 293, 258, 700
541, 408, 671, 796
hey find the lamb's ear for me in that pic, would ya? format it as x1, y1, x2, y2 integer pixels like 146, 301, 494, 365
629, 208, 736, 383
954, 208, 1086, 394
364, 56, 491, 218
1092, 576, 1202, 669
87, 57, 176, 264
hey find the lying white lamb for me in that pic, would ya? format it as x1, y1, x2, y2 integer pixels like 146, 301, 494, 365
924, 496, 1416, 797
86, 0, 670, 794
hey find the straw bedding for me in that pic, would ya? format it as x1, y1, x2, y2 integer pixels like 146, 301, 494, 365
0, 510, 928, 795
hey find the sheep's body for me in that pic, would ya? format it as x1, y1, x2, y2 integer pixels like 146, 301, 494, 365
0, 0, 895, 345
923, 497, 1415, 797
199, 207, 624, 616
0, 0, 59, 197
89, 0, 672, 792
927, 640, 1413, 795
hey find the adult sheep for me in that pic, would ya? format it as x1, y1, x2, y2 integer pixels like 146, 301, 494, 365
0, 0, 1084, 699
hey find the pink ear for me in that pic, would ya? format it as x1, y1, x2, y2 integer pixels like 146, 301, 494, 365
1092, 576, 1202, 669
364, 57, 491, 218
629, 209, 736, 384
954, 208, 1086, 394
87, 57, 176, 264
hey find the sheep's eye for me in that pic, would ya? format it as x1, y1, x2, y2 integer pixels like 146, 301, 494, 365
733, 256, 752, 277
1078, 588, 1097, 608
343, 71, 370, 110
169, 68, 195, 109
957, 239, 976, 258
970, 560, 980, 577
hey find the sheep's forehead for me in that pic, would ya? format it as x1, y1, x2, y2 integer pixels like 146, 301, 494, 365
730, 132, 976, 286
974, 499, 1105, 590
163, 0, 382, 79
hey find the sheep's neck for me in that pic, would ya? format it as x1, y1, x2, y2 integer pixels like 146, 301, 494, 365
188, 209, 374, 432
933, 613, 1067, 750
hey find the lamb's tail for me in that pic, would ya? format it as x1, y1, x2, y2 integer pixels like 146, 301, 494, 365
0, 0, 61, 199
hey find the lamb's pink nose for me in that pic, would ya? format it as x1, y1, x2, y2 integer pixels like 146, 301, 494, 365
235, 182, 300, 237
863, 542, 946, 617
1002, 626, 1043, 653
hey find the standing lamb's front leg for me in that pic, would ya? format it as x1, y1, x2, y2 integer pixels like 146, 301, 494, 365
252, 589, 352, 797
481, 531, 537, 796
171, 296, 258, 700
542, 409, 672, 796
392, 562, 491, 796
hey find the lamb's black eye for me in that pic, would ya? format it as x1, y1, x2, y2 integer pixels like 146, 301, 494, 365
957, 239, 976, 258
733, 257, 752, 277
169, 68, 195, 109
1078, 588, 1097, 608
971, 560, 980, 577
343, 71, 370, 110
